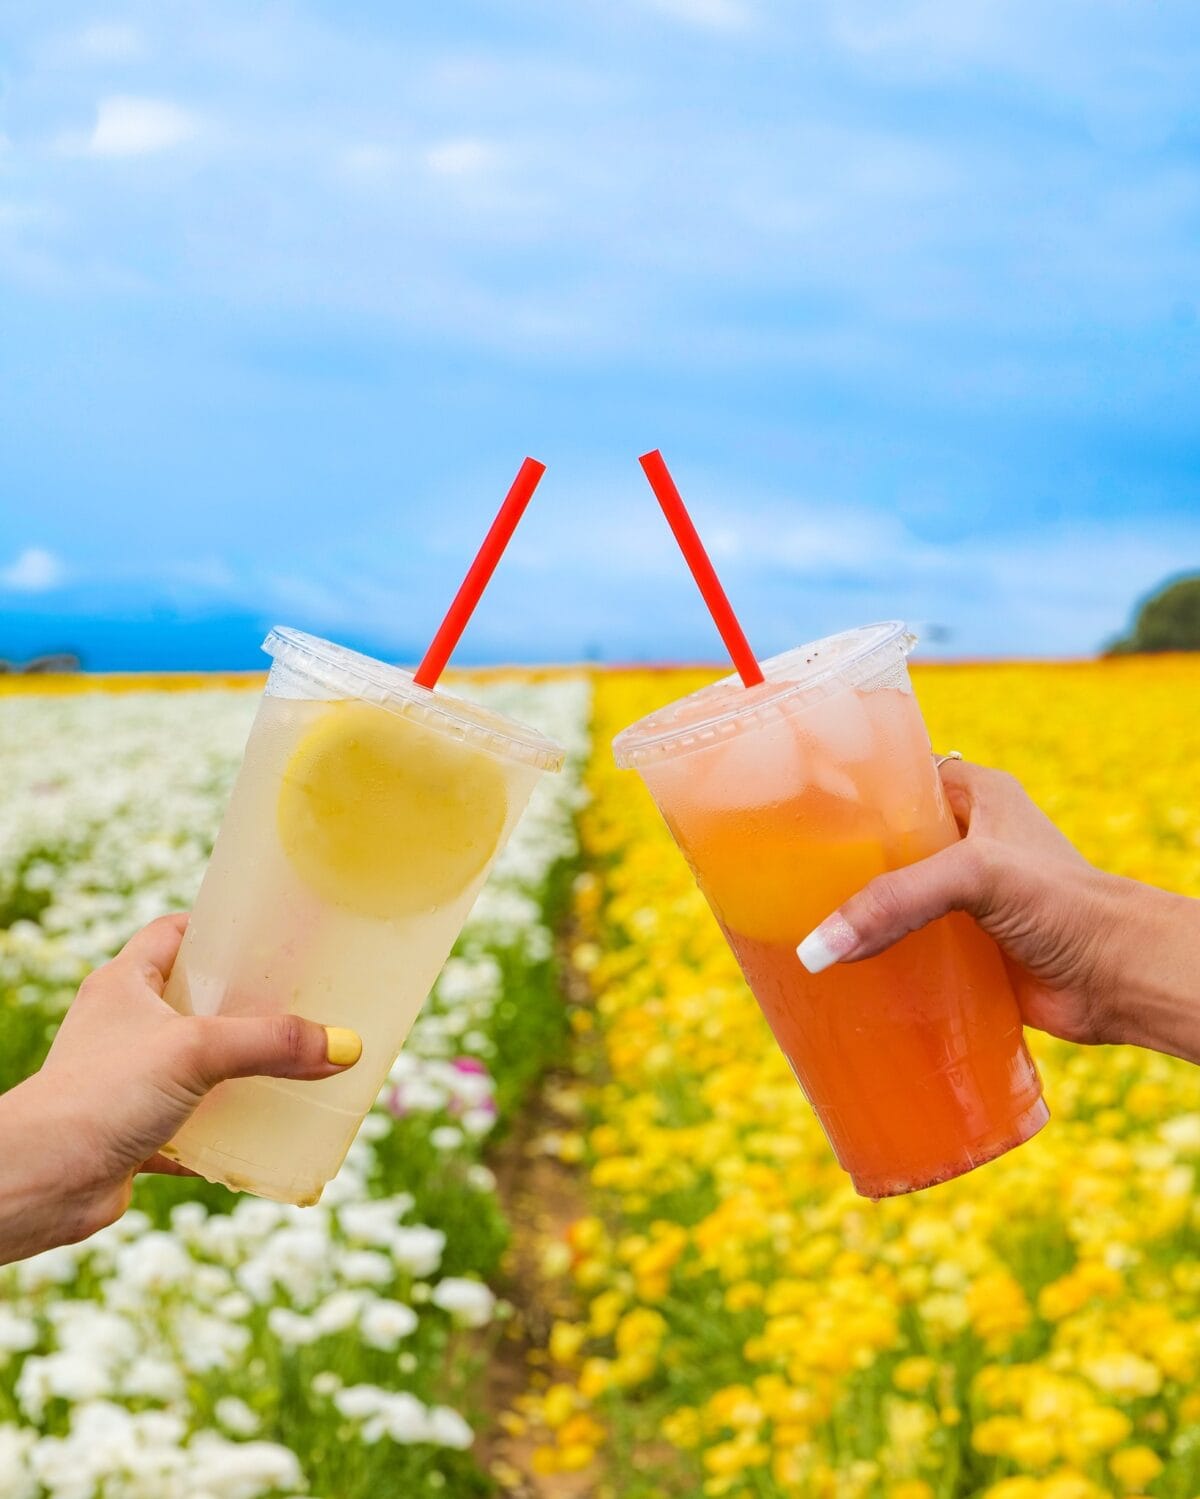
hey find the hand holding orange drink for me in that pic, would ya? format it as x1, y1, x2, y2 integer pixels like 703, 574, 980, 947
616, 453, 1047, 1196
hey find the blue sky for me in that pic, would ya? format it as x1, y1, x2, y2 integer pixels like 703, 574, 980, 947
1, 0, 1198, 667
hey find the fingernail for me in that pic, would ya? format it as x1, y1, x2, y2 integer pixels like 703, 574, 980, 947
324, 1027, 363, 1066
796, 914, 860, 974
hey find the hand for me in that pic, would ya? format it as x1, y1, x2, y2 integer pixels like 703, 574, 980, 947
0, 914, 362, 1265
796, 760, 1200, 1065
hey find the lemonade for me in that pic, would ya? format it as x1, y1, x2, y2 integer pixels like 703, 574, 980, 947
161, 629, 563, 1205
615, 623, 1048, 1197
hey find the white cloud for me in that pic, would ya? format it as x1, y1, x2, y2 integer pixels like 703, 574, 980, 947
0, 548, 66, 592
76, 23, 148, 62
643, 0, 750, 29
424, 138, 498, 177
84, 96, 199, 158
340, 144, 398, 181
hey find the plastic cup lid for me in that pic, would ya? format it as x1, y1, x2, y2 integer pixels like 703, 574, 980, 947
612, 621, 916, 769
263, 627, 565, 773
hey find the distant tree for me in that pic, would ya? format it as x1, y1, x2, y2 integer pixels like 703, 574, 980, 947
1108, 573, 1200, 654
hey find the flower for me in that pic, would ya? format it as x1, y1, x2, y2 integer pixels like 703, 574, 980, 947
1109, 1446, 1164, 1491
214, 1397, 261, 1438
360, 1299, 419, 1349
430, 1278, 496, 1328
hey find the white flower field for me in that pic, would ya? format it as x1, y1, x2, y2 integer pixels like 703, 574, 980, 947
0, 679, 591, 1499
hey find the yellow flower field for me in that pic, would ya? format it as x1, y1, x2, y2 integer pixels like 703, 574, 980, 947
525, 658, 1200, 1499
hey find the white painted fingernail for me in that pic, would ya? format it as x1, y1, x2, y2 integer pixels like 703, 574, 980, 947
796, 914, 860, 974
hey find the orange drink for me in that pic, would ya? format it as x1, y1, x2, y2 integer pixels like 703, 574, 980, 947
614, 622, 1048, 1198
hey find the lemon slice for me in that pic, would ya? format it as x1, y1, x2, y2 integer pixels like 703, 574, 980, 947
278, 701, 509, 919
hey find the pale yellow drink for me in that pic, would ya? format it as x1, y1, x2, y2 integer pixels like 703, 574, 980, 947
161, 628, 563, 1205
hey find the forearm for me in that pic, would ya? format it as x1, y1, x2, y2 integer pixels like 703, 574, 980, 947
1100, 877, 1200, 1066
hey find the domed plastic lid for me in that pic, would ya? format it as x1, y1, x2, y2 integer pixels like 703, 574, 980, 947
263, 627, 564, 773
612, 621, 916, 769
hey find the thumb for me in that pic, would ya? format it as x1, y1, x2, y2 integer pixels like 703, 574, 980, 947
176, 1014, 363, 1089
796, 841, 993, 973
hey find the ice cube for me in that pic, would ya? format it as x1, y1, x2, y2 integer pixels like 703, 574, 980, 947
857, 687, 934, 823
643, 710, 807, 815
800, 688, 876, 763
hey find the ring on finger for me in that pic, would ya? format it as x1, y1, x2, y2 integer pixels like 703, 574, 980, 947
934, 750, 964, 768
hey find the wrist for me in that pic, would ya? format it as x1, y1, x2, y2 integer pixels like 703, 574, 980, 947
1098, 876, 1200, 1064
0, 1074, 108, 1265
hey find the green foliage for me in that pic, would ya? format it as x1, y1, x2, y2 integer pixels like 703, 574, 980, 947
1109, 573, 1200, 653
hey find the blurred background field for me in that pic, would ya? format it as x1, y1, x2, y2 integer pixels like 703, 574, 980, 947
1, 659, 1198, 1498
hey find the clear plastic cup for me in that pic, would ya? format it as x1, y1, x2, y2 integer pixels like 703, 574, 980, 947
161, 628, 564, 1205
613, 622, 1048, 1198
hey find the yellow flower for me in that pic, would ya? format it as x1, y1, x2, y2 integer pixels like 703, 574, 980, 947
540, 1383, 578, 1430
892, 1357, 937, 1394
548, 1320, 587, 1366
888, 1484, 935, 1499
1082, 1353, 1161, 1399
982, 1481, 1041, 1499
1008, 1424, 1058, 1470
558, 1412, 605, 1450
588, 1289, 626, 1338
663, 1406, 702, 1449
557, 1443, 596, 1471
1039, 1473, 1106, 1499
702, 1438, 770, 1477
973, 1417, 1020, 1456
724, 1281, 764, 1312
615, 1306, 667, 1356
1109, 1446, 1164, 1491
578, 1357, 613, 1400
967, 1270, 1031, 1347
1060, 1405, 1131, 1463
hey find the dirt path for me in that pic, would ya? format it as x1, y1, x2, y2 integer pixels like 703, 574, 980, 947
478, 932, 603, 1497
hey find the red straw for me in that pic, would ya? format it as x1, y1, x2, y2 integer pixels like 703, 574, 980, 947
413, 457, 547, 689
638, 449, 764, 688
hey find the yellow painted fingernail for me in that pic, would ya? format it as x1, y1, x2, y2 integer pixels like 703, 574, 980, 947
324, 1027, 362, 1066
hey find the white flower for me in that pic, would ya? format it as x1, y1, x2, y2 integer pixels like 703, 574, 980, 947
338, 1250, 394, 1287
333, 1384, 388, 1420
376, 1392, 432, 1445
430, 1126, 464, 1151
338, 1197, 414, 1248
187, 1432, 305, 1498
15, 1244, 80, 1291
120, 1354, 186, 1401
174, 1308, 252, 1373
16, 1352, 112, 1420
391, 1077, 447, 1113
267, 1308, 321, 1347
170, 1201, 209, 1235
118, 1228, 195, 1281
313, 1289, 370, 1335
0, 1309, 38, 1356
389, 1227, 445, 1277
215, 1397, 262, 1438
427, 1405, 474, 1450
430, 1278, 496, 1328
360, 1299, 419, 1350
0, 1424, 38, 1499
461, 1108, 496, 1138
